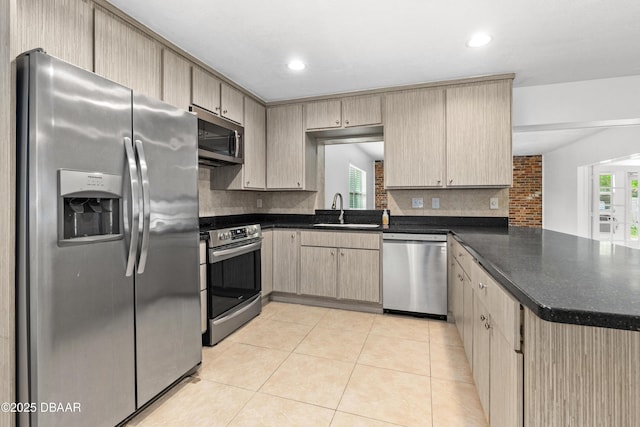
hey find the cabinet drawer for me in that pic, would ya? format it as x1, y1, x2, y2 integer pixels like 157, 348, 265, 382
475, 266, 521, 350
451, 238, 473, 273
300, 230, 380, 250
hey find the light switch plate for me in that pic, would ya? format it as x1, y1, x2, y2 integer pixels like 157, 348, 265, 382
411, 197, 424, 208
432, 198, 440, 209
490, 198, 499, 209
257, 198, 263, 208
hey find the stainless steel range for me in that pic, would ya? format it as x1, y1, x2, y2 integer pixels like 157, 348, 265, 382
201, 224, 262, 346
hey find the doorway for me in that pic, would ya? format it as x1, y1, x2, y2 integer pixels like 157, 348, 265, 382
590, 155, 640, 248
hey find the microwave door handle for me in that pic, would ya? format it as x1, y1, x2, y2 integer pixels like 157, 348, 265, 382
124, 137, 140, 277
228, 132, 234, 157
235, 131, 241, 158
135, 139, 151, 274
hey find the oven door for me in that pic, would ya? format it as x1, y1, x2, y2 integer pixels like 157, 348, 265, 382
208, 241, 261, 320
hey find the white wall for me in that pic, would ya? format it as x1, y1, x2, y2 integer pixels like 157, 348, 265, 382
324, 144, 376, 210
513, 75, 640, 126
543, 126, 640, 235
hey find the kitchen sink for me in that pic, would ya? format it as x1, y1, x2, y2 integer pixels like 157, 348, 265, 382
313, 223, 380, 229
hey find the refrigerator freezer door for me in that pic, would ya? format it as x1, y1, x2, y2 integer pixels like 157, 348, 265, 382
16, 52, 136, 427
132, 93, 201, 406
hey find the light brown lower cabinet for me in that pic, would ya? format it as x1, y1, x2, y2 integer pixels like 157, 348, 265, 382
448, 239, 523, 426
272, 230, 298, 293
261, 230, 273, 296
300, 246, 337, 298
473, 295, 491, 417
337, 248, 380, 303
490, 326, 523, 427
299, 245, 380, 303
461, 270, 474, 364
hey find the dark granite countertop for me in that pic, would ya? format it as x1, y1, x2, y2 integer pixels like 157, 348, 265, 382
451, 227, 640, 331
200, 213, 640, 331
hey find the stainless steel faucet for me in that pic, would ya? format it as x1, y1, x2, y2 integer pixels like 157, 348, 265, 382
331, 192, 344, 224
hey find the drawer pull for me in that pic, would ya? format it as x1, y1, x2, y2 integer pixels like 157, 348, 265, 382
478, 282, 486, 290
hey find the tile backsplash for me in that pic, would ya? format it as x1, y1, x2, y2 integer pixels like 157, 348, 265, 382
199, 167, 509, 218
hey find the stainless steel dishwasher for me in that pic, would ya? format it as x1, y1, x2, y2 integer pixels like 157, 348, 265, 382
383, 233, 447, 318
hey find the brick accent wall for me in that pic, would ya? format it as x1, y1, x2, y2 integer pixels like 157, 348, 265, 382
374, 160, 387, 209
509, 156, 542, 228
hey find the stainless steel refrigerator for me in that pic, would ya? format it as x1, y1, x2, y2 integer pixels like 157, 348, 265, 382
16, 50, 202, 427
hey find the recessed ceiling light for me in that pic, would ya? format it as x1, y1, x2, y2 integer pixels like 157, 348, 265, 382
287, 60, 306, 71
467, 33, 492, 48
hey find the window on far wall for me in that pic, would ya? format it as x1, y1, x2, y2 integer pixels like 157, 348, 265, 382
349, 164, 366, 209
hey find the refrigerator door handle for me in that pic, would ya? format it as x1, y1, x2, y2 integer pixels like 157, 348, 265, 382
124, 137, 140, 277
135, 139, 151, 274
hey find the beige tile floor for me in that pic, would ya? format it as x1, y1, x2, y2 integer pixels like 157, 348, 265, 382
127, 302, 487, 427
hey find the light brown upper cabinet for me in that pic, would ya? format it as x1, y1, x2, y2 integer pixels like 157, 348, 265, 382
161, 49, 191, 110
266, 104, 316, 190
446, 80, 512, 187
305, 94, 382, 130
94, 8, 161, 100
192, 67, 244, 125
384, 88, 446, 188
210, 97, 266, 190
14, 0, 93, 71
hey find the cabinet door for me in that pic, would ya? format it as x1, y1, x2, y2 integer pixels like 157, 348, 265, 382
452, 262, 465, 339
14, 0, 93, 71
267, 104, 304, 189
95, 8, 161, 100
337, 248, 380, 303
490, 328, 523, 427
221, 83, 244, 125
243, 98, 266, 189
343, 95, 382, 127
261, 230, 273, 296
305, 99, 342, 130
446, 80, 512, 187
462, 272, 474, 364
192, 67, 221, 115
300, 246, 337, 298
162, 49, 191, 110
272, 230, 299, 293
384, 89, 445, 188
473, 295, 491, 418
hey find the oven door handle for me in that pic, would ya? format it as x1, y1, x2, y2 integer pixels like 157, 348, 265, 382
210, 239, 262, 263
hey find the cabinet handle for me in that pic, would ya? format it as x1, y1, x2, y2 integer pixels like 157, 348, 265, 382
345, 119, 350, 125
341, 251, 344, 256
484, 322, 491, 330
331, 250, 335, 256
480, 314, 486, 321
458, 252, 463, 257
215, 107, 220, 111
297, 182, 301, 187
246, 181, 250, 185
449, 179, 454, 184
437, 179, 441, 185
335, 120, 340, 124
291, 234, 295, 239
223, 109, 228, 114
478, 282, 486, 290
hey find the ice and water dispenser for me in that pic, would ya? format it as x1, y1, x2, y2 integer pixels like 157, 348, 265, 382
59, 170, 123, 243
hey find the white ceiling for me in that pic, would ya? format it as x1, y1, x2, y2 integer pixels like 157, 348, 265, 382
107, 0, 640, 156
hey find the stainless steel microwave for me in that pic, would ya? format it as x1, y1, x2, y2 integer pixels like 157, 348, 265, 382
190, 105, 243, 167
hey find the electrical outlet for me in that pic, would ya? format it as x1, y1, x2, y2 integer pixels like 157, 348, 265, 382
257, 198, 263, 208
432, 198, 440, 209
411, 198, 424, 208
490, 198, 499, 209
